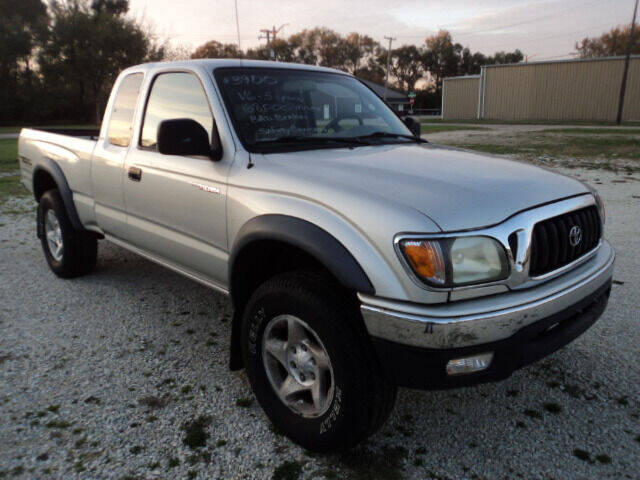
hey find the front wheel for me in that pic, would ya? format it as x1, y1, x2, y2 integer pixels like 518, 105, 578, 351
241, 272, 396, 452
38, 189, 97, 278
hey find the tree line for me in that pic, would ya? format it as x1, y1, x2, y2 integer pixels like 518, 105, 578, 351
1, 0, 636, 125
191, 29, 524, 106
1, 0, 164, 125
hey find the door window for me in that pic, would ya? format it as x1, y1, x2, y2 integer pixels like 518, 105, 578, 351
107, 73, 144, 147
140, 72, 214, 149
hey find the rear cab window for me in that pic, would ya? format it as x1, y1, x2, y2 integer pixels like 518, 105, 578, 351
107, 73, 144, 147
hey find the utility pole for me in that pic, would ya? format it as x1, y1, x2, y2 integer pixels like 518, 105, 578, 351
383, 35, 396, 101
259, 24, 289, 60
617, 0, 638, 124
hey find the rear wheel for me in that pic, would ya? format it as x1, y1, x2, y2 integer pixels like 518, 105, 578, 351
38, 189, 97, 278
241, 271, 396, 452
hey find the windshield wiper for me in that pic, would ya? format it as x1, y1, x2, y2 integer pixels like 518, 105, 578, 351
252, 135, 367, 147
355, 131, 427, 143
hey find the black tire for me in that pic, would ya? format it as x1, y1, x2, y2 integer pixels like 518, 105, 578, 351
38, 189, 97, 278
241, 271, 397, 452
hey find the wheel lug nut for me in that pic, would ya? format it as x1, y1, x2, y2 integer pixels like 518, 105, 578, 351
300, 374, 306, 381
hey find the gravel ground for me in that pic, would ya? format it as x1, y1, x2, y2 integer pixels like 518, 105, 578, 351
1, 167, 639, 480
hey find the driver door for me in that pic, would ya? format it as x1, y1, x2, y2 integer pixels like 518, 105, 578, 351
122, 71, 230, 287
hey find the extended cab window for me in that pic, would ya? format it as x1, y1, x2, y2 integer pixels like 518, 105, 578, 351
140, 72, 213, 149
107, 73, 143, 147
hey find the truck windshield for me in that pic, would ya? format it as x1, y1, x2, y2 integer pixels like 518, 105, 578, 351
214, 67, 415, 153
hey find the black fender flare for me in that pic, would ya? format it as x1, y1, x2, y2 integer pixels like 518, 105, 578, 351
227, 214, 375, 370
33, 158, 84, 235
229, 214, 375, 300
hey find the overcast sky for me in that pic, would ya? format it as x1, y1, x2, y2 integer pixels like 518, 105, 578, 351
130, 0, 636, 60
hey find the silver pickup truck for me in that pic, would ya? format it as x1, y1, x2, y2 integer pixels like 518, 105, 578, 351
19, 59, 614, 452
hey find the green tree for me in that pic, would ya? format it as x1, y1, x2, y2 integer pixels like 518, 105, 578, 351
287, 27, 348, 68
388, 45, 425, 92
423, 30, 523, 92
191, 40, 243, 59
0, 0, 48, 122
39, 0, 164, 124
575, 23, 640, 58
342, 33, 380, 73
424, 30, 464, 90
245, 38, 297, 62
488, 50, 524, 64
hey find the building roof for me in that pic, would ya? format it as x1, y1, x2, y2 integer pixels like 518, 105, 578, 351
358, 79, 409, 102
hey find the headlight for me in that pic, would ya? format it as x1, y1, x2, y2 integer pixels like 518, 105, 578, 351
399, 236, 509, 288
582, 182, 606, 225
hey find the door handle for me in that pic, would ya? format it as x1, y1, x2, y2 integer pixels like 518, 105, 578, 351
128, 166, 142, 182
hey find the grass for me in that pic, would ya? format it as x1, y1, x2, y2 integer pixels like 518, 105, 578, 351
543, 402, 563, 414
542, 128, 640, 135
0, 176, 29, 206
0, 138, 30, 213
236, 397, 253, 408
454, 132, 640, 162
272, 460, 303, 480
0, 139, 18, 173
45, 419, 71, 429
420, 125, 489, 134
420, 118, 640, 126
181, 415, 212, 449
573, 448, 591, 462
333, 445, 407, 480
0, 124, 99, 134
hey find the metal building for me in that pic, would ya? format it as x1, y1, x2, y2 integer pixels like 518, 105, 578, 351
442, 55, 640, 122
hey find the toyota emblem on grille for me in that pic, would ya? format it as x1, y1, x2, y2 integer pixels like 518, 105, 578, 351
569, 225, 582, 247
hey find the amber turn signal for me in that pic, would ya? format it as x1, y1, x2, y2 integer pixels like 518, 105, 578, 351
400, 240, 446, 286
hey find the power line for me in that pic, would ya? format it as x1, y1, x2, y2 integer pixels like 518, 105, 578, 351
393, 0, 601, 40
259, 24, 288, 44
476, 21, 625, 51
258, 24, 289, 60
534, 52, 579, 61
450, 0, 601, 37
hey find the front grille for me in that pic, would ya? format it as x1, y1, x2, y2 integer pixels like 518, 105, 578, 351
529, 205, 601, 277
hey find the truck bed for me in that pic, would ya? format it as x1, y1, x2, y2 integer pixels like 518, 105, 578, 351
18, 128, 99, 228
35, 127, 100, 139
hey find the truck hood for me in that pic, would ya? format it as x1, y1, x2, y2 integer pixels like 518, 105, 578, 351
260, 143, 589, 232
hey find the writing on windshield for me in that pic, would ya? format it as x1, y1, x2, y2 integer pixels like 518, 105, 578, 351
215, 67, 410, 151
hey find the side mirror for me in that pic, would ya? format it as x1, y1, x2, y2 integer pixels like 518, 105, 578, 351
404, 117, 422, 138
403, 116, 421, 138
157, 119, 222, 160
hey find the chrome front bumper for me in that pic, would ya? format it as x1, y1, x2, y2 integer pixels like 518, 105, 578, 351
360, 241, 615, 350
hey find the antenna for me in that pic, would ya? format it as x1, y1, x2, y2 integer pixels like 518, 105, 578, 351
234, 0, 241, 50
